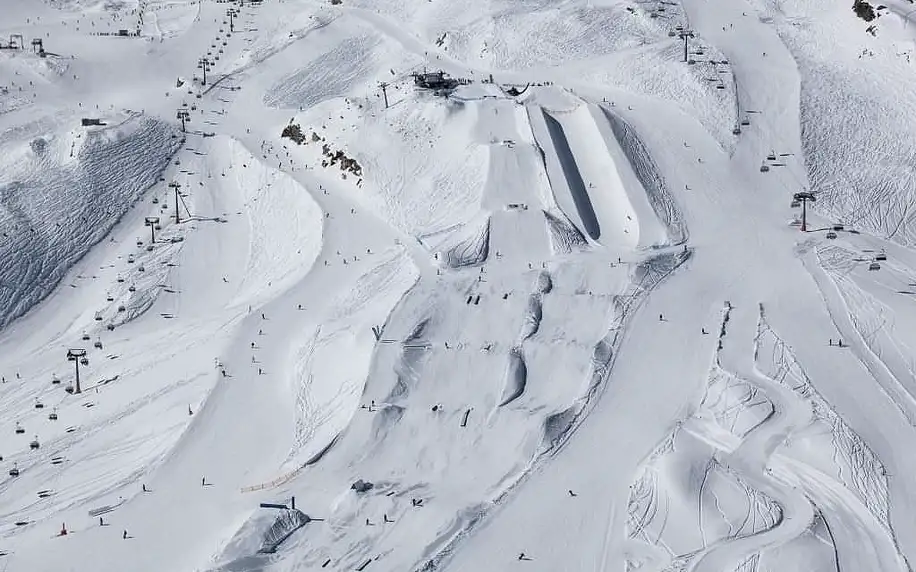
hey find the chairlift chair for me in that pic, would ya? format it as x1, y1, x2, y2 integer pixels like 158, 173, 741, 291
14, 422, 24, 434
81, 332, 90, 341
790, 200, 800, 208
80, 357, 89, 366
65, 384, 74, 394
9, 465, 19, 477
94, 339, 103, 349
740, 117, 750, 126
876, 252, 887, 261
48, 410, 58, 421
869, 262, 881, 271
766, 153, 776, 161
34, 400, 44, 409
117, 275, 125, 283
826, 231, 837, 239
95, 311, 103, 321
760, 164, 770, 173
732, 127, 741, 135
117, 305, 126, 312
138, 265, 146, 272
51, 375, 60, 385
128, 285, 136, 292
29, 438, 40, 450
106, 293, 114, 302
152, 197, 159, 204
127, 254, 135, 264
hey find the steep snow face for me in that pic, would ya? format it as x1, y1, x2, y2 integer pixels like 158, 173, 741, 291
0, 114, 180, 328
762, 0, 916, 243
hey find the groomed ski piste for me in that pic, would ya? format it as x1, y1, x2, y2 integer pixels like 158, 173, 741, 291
3, 0, 916, 570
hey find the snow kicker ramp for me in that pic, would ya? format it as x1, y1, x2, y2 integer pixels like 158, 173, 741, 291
527, 101, 667, 250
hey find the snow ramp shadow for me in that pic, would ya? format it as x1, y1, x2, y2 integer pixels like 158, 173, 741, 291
538, 111, 601, 241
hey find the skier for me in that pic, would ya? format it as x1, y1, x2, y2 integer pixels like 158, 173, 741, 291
659, 314, 664, 322
142, 483, 147, 492
568, 489, 577, 497
701, 328, 707, 335
99, 516, 104, 526
123, 530, 128, 539
202, 477, 207, 487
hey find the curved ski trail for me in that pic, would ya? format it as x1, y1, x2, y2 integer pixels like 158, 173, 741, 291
692, 302, 813, 572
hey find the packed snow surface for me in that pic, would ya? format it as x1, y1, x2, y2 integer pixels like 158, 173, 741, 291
2, 0, 916, 571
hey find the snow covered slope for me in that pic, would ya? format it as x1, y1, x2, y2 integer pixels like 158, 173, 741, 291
3, 0, 916, 571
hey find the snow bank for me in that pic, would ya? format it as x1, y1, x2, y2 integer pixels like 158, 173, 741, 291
211, 138, 324, 309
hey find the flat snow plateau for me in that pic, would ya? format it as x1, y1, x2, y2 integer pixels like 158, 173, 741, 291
2, 0, 916, 571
